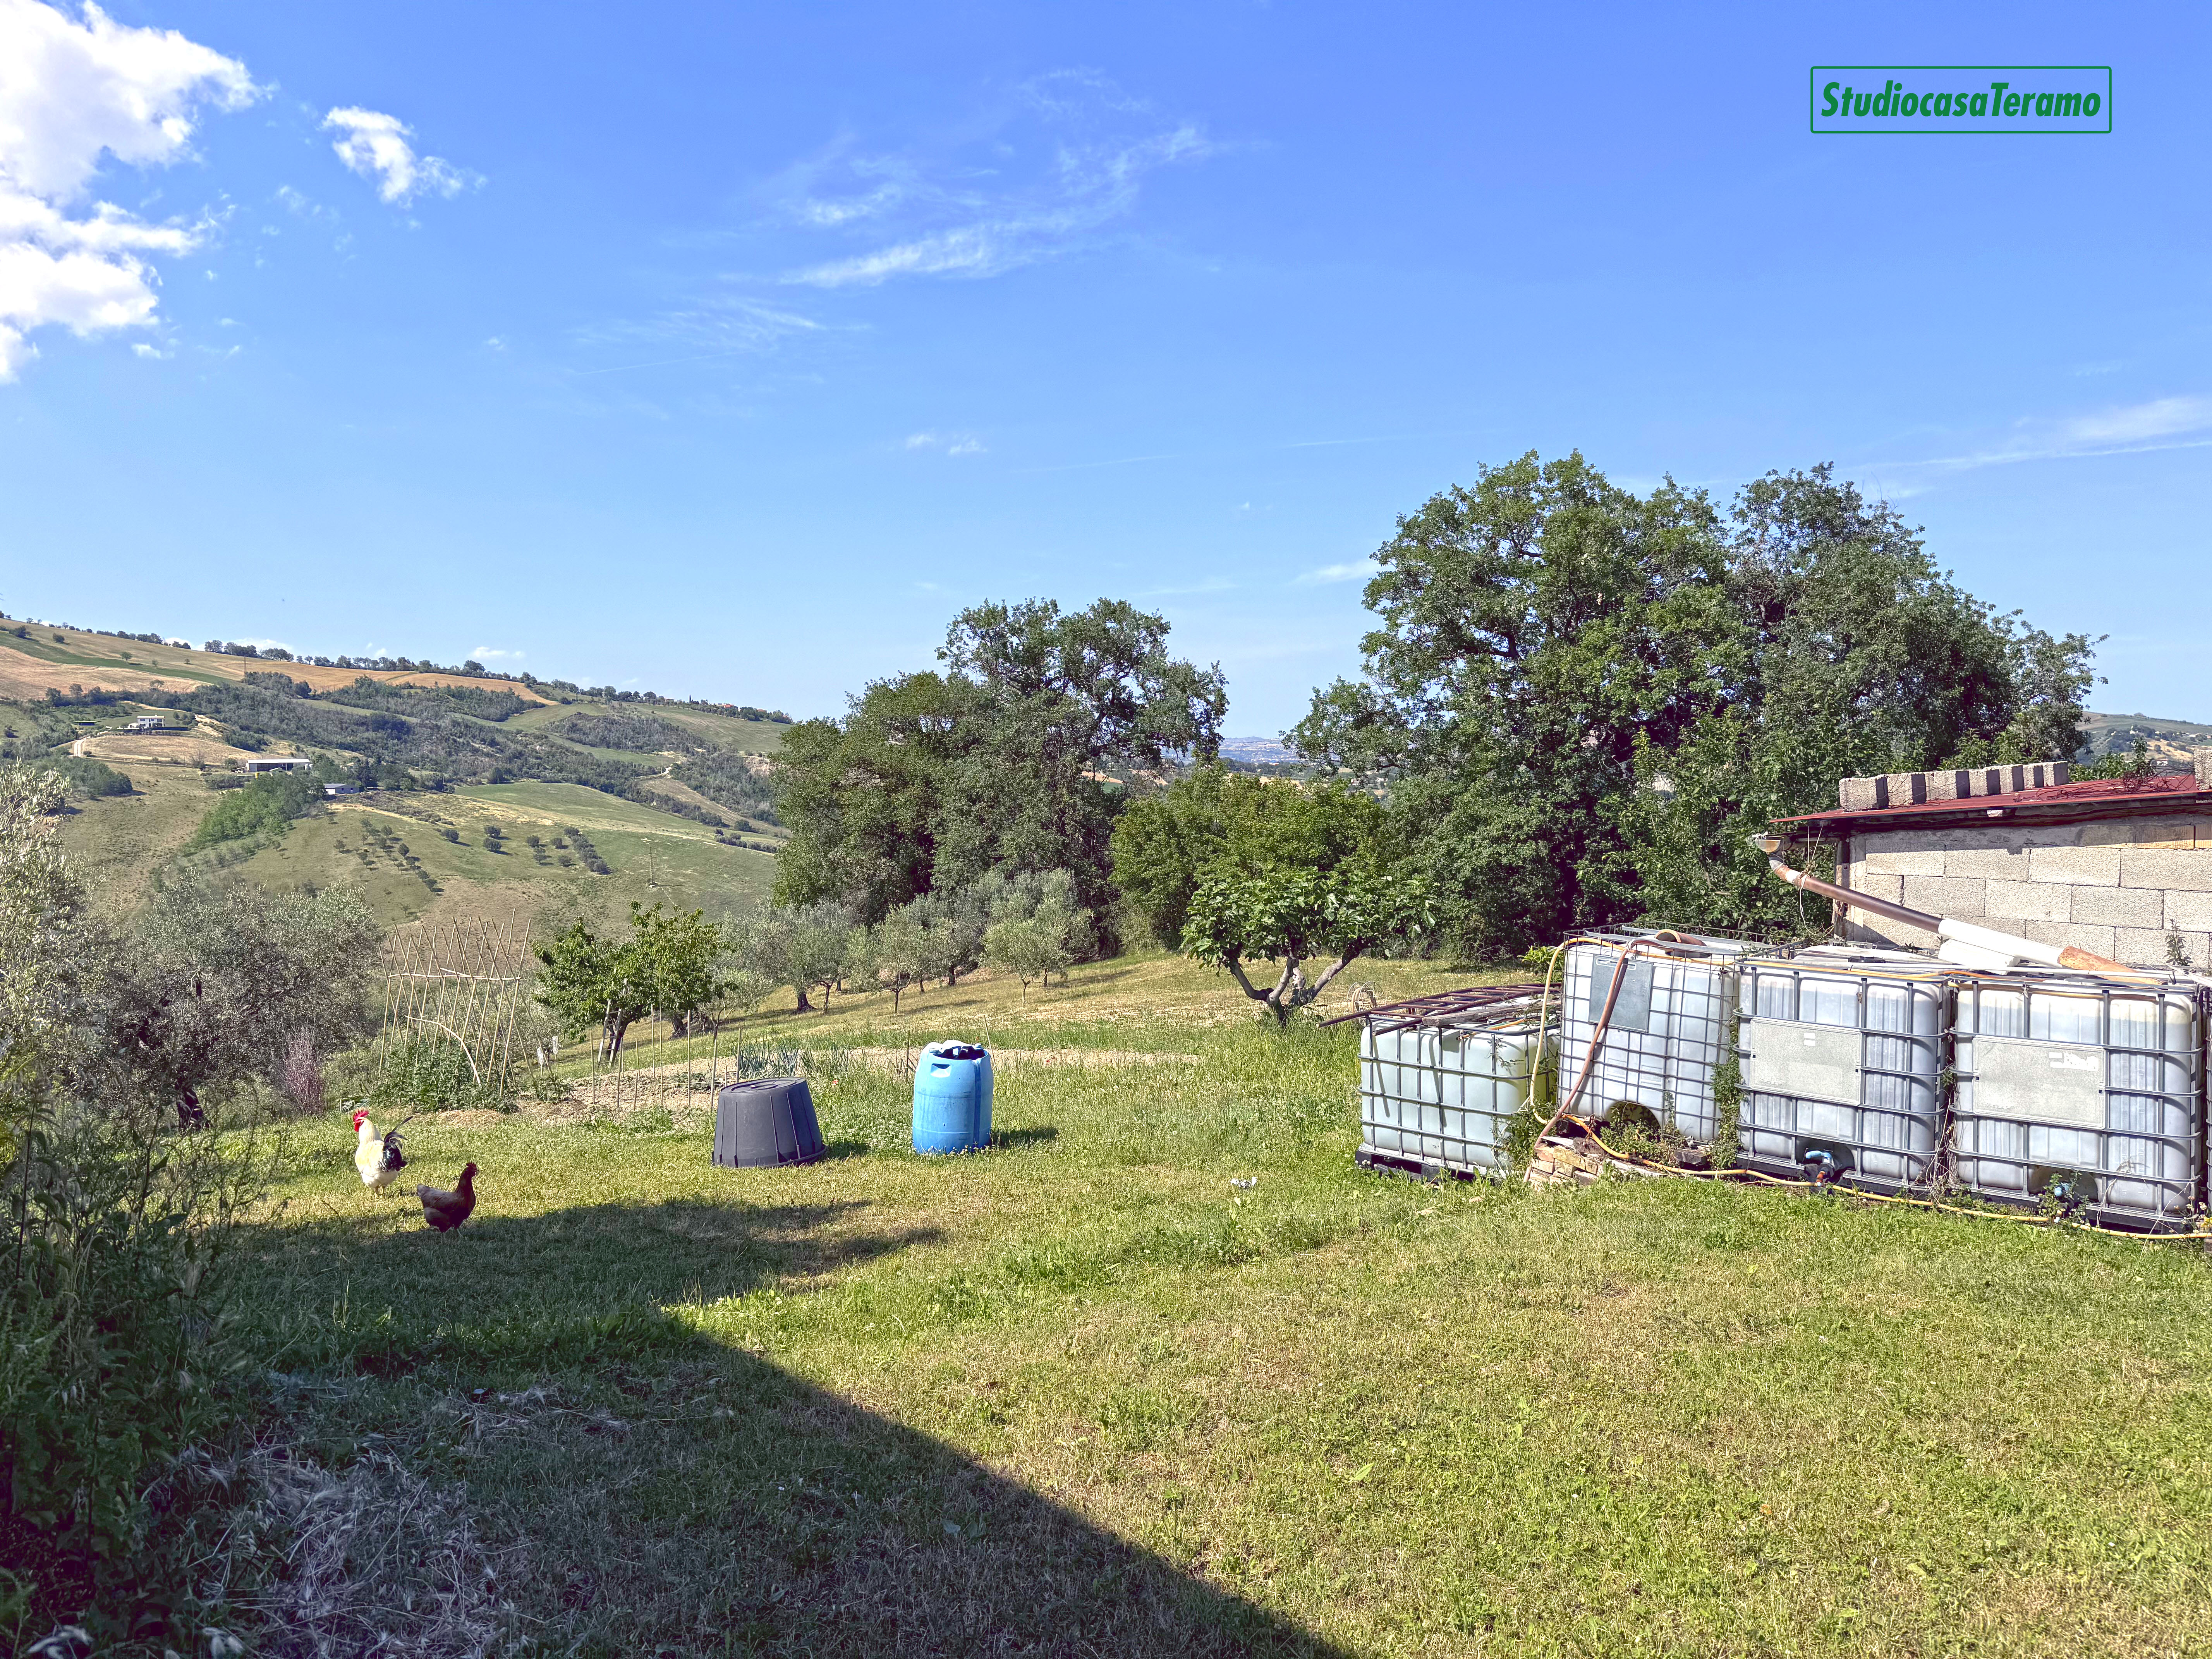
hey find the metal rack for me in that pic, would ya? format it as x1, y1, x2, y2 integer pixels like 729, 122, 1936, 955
1736, 949, 1949, 1194
1951, 970, 2207, 1232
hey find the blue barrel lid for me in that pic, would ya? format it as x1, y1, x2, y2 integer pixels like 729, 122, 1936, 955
926, 1041, 988, 1061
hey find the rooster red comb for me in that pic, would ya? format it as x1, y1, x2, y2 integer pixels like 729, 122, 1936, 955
352, 1108, 368, 1126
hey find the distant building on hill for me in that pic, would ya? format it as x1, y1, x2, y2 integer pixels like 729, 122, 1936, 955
124, 714, 167, 733
242, 757, 313, 775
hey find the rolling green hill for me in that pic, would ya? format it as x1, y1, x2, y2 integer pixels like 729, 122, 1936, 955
14, 611, 795, 922
2080, 710, 2212, 769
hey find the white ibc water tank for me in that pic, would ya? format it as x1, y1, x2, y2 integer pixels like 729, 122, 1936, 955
1358, 1004, 1554, 1176
1557, 932, 1752, 1140
1736, 948, 1948, 1192
1953, 972, 2205, 1231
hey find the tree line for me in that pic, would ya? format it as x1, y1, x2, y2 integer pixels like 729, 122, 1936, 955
532, 869, 1095, 1057
761, 457, 2094, 1005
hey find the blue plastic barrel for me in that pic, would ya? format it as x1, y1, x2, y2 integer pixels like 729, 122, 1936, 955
912, 1041, 993, 1154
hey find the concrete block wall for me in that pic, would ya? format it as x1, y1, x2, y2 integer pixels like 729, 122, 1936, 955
1839, 813, 2212, 967
1838, 759, 2068, 812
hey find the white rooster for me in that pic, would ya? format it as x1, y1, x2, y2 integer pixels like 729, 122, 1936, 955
352, 1108, 408, 1193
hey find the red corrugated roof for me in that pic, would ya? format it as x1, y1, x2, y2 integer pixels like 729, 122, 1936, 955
1779, 771, 2211, 827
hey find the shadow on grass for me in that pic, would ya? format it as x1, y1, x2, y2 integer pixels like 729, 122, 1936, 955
993, 1125, 1060, 1150
235, 1195, 1348, 1656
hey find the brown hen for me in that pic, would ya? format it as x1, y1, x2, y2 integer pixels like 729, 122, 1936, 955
417, 1162, 478, 1233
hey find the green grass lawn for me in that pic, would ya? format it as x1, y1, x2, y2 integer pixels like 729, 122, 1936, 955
230, 983, 2212, 1657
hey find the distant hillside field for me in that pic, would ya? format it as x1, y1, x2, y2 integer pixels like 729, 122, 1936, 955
10, 610, 795, 923
0, 627, 561, 701
2080, 711, 2212, 769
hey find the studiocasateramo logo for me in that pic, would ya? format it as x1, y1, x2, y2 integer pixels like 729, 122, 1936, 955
1811, 66, 2111, 134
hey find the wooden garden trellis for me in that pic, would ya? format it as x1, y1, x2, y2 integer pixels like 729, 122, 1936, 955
376, 915, 532, 1104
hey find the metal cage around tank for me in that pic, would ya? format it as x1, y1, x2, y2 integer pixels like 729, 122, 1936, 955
1352, 986, 1554, 1178
1735, 948, 1948, 1193
1557, 931, 1753, 1142
1951, 971, 2207, 1232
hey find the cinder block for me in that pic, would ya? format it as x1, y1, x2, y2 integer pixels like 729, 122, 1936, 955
2028, 846, 2123, 886
1924, 769, 1966, 802
1984, 881, 2072, 923
1944, 846, 2032, 878
1882, 771, 1930, 807
2165, 889, 2212, 932
2120, 848, 2212, 893
1855, 829, 1947, 858
1839, 775, 1882, 811
2114, 928, 2173, 968
1845, 872, 1905, 904
2197, 749, 2212, 789
1863, 849, 1948, 877
1848, 916, 1937, 950
2070, 885, 2166, 929
2015, 921, 2119, 958
2133, 817, 2211, 850
1902, 875, 1986, 916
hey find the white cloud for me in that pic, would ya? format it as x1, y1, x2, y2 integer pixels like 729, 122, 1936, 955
0, 0, 256, 377
1297, 560, 1379, 585
470, 646, 523, 661
323, 106, 474, 205
905, 430, 985, 457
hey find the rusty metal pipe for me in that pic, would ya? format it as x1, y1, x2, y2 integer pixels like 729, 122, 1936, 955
1754, 839, 2130, 974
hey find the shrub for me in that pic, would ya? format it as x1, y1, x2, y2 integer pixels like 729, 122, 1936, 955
41, 757, 131, 799
0, 769, 262, 1644
185, 771, 319, 852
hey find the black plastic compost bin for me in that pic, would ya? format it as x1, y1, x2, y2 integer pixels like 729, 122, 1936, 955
713, 1078, 825, 1169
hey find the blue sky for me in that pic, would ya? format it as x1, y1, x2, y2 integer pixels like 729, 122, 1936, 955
2, 2, 2205, 735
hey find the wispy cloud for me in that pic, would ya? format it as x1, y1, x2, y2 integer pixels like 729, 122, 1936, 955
905, 430, 985, 457
779, 74, 1212, 289
273, 184, 338, 223
471, 646, 523, 661
323, 107, 478, 205
571, 295, 824, 374
1297, 560, 1379, 586
1874, 395, 2212, 477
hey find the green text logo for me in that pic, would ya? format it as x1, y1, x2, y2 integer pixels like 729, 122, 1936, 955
1811, 67, 2111, 134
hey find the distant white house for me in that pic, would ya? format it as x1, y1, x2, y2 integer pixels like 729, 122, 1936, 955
242, 757, 314, 775
124, 714, 167, 733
